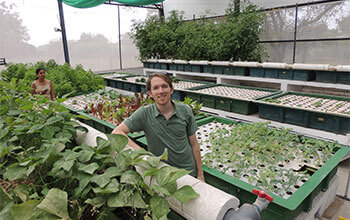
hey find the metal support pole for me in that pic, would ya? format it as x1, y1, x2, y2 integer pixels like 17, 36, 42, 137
57, 0, 70, 64
118, 5, 122, 70
159, 2, 164, 18
292, 4, 298, 63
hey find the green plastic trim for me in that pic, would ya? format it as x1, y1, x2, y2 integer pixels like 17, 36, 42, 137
61, 103, 84, 114
77, 112, 143, 139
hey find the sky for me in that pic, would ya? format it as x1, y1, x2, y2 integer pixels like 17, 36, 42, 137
6, 0, 151, 47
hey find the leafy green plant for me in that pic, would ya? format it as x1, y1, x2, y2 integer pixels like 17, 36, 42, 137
131, 0, 266, 62
312, 100, 323, 108
0, 82, 199, 219
200, 121, 339, 197
0, 60, 105, 98
178, 97, 204, 116
86, 92, 153, 126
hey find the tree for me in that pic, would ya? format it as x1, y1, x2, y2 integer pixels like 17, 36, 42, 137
0, 1, 37, 62
261, 2, 344, 63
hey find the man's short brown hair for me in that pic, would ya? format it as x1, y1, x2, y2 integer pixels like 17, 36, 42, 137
146, 73, 173, 91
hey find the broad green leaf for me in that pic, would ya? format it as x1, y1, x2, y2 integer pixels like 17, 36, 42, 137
0, 187, 12, 210
54, 142, 65, 153
37, 188, 69, 219
7, 110, 21, 116
147, 156, 161, 168
8, 136, 18, 142
162, 182, 178, 195
52, 159, 75, 172
90, 166, 124, 188
21, 103, 34, 110
103, 166, 124, 177
107, 190, 129, 208
85, 197, 105, 208
0, 127, 10, 139
27, 124, 44, 134
61, 150, 80, 161
4, 165, 27, 180
159, 148, 168, 161
11, 199, 40, 220
143, 168, 160, 178
40, 126, 55, 140
129, 191, 147, 209
91, 174, 111, 188
0, 202, 13, 220
152, 185, 171, 196
73, 173, 91, 198
155, 169, 171, 187
90, 167, 123, 189
106, 134, 128, 153
29, 207, 62, 220
78, 163, 99, 175
44, 116, 64, 126
78, 150, 94, 163
96, 137, 110, 153
13, 184, 32, 203
93, 178, 119, 194
150, 196, 170, 219
75, 126, 88, 133
64, 121, 80, 127
55, 131, 72, 140
135, 159, 152, 170
120, 170, 142, 185
173, 185, 199, 203
168, 169, 190, 183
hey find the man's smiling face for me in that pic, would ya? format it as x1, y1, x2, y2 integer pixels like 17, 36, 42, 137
148, 76, 174, 106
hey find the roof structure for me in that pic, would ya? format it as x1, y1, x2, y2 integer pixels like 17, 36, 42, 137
62, 0, 164, 8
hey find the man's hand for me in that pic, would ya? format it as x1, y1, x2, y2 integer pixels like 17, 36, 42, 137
197, 171, 205, 182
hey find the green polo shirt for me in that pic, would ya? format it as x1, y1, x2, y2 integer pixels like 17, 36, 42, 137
124, 102, 198, 176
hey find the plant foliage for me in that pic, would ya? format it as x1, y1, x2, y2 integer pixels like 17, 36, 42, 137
201, 121, 340, 197
0, 59, 105, 98
131, 0, 266, 61
0, 81, 199, 219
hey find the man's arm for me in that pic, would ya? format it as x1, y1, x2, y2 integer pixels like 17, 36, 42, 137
112, 122, 142, 150
188, 134, 204, 182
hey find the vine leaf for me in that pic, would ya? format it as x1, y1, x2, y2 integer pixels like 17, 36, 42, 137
37, 188, 69, 219
150, 195, 170, 220
106, 134, 128, 153
173, 185, 199, 203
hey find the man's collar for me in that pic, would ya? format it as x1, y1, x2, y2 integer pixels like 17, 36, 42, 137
152, 101, 178, 118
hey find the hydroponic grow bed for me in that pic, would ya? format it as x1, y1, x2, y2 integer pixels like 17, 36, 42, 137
195, 116, 349, 220
255, 92, 350, 134
184, 84, 280, 114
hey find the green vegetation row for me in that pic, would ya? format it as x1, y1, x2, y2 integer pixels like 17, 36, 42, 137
202, 122, 340, 197
131, 1, 266, 62
0, 59, 105, 98
0, 80, 198, 219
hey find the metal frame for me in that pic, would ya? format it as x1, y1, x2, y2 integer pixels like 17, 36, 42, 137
186, 0, 349, 64
0, 58, 6, 65
57, 0, 164, 68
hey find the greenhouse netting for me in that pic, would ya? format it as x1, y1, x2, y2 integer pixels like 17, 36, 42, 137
62, 0, 165, 8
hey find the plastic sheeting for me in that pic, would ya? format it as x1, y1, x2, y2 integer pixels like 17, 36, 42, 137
62, 0, 164, 8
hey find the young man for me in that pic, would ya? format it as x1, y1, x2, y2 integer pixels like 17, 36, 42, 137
112, 73, 204, 181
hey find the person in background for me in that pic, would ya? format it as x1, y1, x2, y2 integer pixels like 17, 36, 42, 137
112, 73, 204, 181
31, 68, 56, 101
